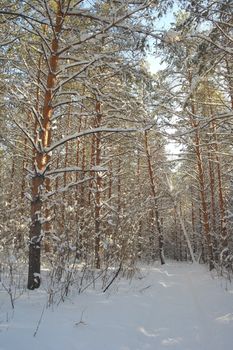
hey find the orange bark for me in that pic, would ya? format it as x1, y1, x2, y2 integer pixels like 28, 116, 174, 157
28, 4, 63, 289
188, 73, 214, 270
192, 121, 214, 270
212, 121, 228, 254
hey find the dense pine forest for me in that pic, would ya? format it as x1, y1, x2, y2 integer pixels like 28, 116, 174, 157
0, 0, 233, 294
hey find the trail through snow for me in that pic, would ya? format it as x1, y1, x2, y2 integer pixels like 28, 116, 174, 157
1, 262, 233, 350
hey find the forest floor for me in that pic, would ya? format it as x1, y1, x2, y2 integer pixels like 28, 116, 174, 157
1, 261, 233, 350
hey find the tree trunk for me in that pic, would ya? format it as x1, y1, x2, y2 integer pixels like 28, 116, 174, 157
212, 121, 228, 261
193, 123, 214, 270
188, 73, 214, 271
28, 4, 63, 289
94, 101, 102, 269
174, 203, 196, 263
144, 130, 165, 265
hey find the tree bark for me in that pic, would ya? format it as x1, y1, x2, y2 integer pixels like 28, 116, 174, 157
174, 202, 196, 264
94, 101, 102, 269
144, 130, 165, 265
188, 73, 214, 271
28, 4, 63, 289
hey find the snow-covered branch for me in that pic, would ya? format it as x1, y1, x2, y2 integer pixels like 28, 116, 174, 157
0, 10, 48, 25
45, 177, 93, 198
14, 120, 39, 152
45, 127, 139, 153
58, 1, 154, 56
46, 166, 108, 177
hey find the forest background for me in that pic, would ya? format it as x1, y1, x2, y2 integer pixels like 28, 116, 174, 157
0, 0, 233, 293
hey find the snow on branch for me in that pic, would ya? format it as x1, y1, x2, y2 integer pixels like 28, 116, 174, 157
46, 166, 83, 176
56, 60, 91, 76
53, 59, 99, 92
45, 177, 93, 198
0, 10, 48, 25
45, 127, 138, 153
30, 107, 44, 131
46, 166, 108, 177
0, 36, 22, 47
183, 53, 225, 109
14, 120, 40, 152
58, 1, 154, 56
23, 18, 52, 54
196, 34, 233, 55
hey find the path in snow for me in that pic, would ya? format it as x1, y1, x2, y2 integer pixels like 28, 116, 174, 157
1, 262, 233, 350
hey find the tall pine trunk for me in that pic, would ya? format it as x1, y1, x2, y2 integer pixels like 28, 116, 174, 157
94, 101, 102, 269
144, 131, 165, 265
28, 4, 63, 289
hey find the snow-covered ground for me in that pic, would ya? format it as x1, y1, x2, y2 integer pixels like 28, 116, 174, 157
1, 262, 233, 350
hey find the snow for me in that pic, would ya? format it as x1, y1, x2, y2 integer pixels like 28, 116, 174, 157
1, 262, 233, 350
46, 127, 138, 152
